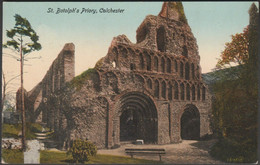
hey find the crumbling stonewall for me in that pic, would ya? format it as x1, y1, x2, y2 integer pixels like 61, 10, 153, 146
18, 2, 212, 149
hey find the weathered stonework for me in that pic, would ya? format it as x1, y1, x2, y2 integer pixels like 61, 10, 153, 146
20, 2, 212, 149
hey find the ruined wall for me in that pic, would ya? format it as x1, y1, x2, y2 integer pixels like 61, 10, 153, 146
20, 43, 75, 128
26, 2, 212, 150
59, 2, 212, 148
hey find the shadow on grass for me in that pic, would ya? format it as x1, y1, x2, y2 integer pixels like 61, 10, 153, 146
60, 159, 75, 163
189, 139, 218, 152
2, 133, 19, 138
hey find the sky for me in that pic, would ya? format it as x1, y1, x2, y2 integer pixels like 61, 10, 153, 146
2, 1, 258, 96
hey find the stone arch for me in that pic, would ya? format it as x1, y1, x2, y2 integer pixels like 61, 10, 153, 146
134, 74, 145, 87
90, 70, 101, 92
130, 63, 135, 71
202, 86, 206, 101
174, 81, 179, 100
185, 62, 190, 80
157, 26, 166, 52
154, 56, 159, 72
161, 80, 166, 99
161, 57, 165, 73
180, 104, 200, 140
136, 22, 151, 43
197, 84, 201, 100
139, 53, 144, 70
168, 82, 173, 100
182, 45, 188, 57
127, 47, 135, 56
180, 83, 185, 100
180, 62, 184, 78
145, 51, 151, 71
154, 79, 160, 99
113, 92, 158, 144
191, 84, 195, 100
112, 46, 119, 56
112, 47, 119, 68
174, 60, 178, 72
120, 46, 128, 59
146, 78, 152, 89
191, 63, 195, 79
196, 65, 200, 79
102, 71, 119, 93
181, 33, 186, 42
166, 58, 171, 73
186, 83, 190, 100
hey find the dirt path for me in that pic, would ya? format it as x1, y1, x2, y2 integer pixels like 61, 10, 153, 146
98, 139, 223, 164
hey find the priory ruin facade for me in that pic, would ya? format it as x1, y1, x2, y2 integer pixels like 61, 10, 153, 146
17, 2, 212, 149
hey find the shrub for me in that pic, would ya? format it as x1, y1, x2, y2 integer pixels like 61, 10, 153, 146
67, 139, 97, 163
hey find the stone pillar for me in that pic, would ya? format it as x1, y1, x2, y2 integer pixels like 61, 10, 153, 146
172, 111, 181, 143
200, 113, 210, 137
151, 56, 154, 71
107, 103, 114, 149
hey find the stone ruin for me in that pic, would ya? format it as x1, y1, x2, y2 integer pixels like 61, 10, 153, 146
17, 2, 212, 149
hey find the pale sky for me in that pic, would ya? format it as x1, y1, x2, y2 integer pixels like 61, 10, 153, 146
2, 2, 257, 95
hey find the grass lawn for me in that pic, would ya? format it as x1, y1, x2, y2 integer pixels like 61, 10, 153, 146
2, 123, 44, 139
2, 123, 22, 138
2, 149, 24, 164
40, 150, 163, 164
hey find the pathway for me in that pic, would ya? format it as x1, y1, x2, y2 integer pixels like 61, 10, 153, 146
98, 139, 223, 164
24, 125, 52, 164
24, 140, 41, 164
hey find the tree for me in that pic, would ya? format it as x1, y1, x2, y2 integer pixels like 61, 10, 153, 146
210, 4, 258, 163
1, 71, 20, 112
3, 14, 42, 151
216, 26, 249, 68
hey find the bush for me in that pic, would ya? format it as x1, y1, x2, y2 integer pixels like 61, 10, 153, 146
67, 139, 97, 163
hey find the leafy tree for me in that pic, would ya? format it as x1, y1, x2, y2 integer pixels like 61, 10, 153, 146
210, 3, 258, 163
216, 26, 249, 68
3, 14, 41, 151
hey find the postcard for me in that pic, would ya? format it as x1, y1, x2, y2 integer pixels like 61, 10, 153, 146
1, 1, 258, 164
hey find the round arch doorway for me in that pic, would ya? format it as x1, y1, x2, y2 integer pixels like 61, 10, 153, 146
181, 104, 200, 140
118, 92, 158, 144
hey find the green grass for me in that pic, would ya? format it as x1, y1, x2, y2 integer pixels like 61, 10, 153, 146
2, 149, 23, 164
2, 123, 21, 138
40, 150, 162, 164
2, 122, 44, 139
69, 68, 97, 90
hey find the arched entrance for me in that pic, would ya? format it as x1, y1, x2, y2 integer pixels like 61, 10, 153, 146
181, 104, 200, 140
117, 92, 158, 144
120, 109, 143, 141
